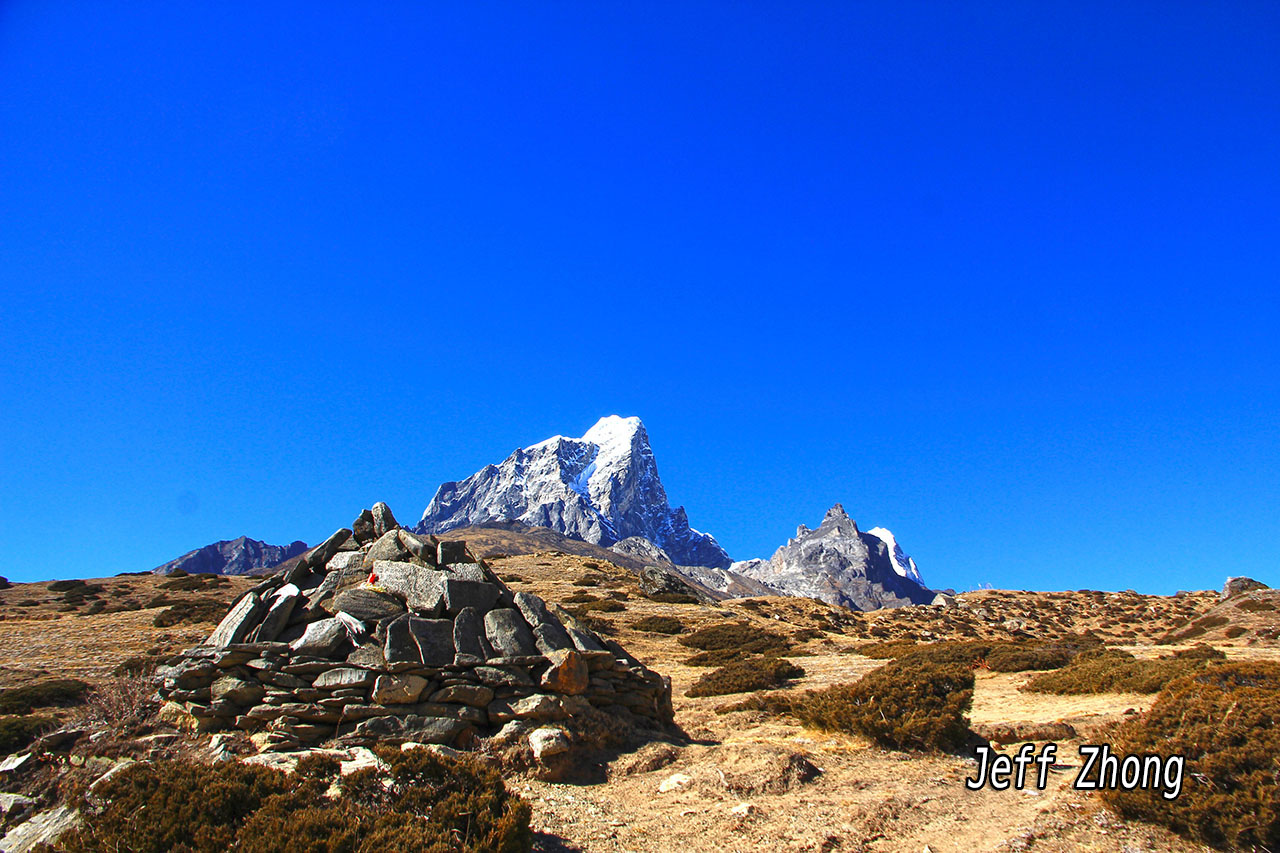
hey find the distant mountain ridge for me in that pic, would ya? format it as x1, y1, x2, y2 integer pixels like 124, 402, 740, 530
152, 536, 307, 576
417, 416, 731, 568
733, 504, 934, 609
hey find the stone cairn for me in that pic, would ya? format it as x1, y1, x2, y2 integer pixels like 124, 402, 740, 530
157, 503, 673, 751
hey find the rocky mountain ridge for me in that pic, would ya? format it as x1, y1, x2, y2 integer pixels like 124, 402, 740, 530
153, 536, 308, 576
418, 416, 730, 568
733, 504, 934, 610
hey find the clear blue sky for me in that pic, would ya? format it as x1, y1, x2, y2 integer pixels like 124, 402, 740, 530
2, 2, 1276, 592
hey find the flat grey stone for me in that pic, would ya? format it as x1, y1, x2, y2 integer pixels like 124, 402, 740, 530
249, 584, 301, 643
396, 529, 436, 563
346, 641, 387, 669
373, 561, 445, 613
514, 592, 575, 654
371, 674, 429, 705
211, 676, 265, 706
313, 668, 376, 690
301, 528, 353, 570
370, 501, 399, 537
333, 587, 405, 622
409, 617, 455, 667
384, 614, 421, 666
289, 618, 348, 658
428, 684, 494, 708
436, 540, 468, 565
452, 607, 489, 665
474, 665, 535, 688
354, 714, 472, 746
443, 579, 500, 614
363, 529, 410, 570
566, 627, 607, 653
483, 608, 537, 658
443, 562, 487, 582
352, 508, 377, 544
207, 593, 268, 648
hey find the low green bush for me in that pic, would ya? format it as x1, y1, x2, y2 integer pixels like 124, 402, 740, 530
0, 678, 90, 714
686, 658, 804, 698
1104, 662, 1280, 850
58, 746, 532, 853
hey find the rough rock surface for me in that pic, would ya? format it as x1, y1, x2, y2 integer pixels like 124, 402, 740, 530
152, 536, 308, 576
1222, 576, 1269, 600
157, 503, 673, 752
418, 416, 731, 568
734, 504, 934, 610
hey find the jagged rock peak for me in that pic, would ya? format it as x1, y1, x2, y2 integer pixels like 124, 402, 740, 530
418, 416, 731, 568
735, 507, 933, 611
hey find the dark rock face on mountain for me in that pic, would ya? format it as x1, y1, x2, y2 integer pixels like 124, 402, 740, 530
418, 416, 730, 568
734, 504, 934, 610
153, 536, 308, 576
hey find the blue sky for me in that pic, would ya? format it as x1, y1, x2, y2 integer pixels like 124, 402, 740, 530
1, 2, 1276, 592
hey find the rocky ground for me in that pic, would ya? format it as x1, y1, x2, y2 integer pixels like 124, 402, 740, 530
0, 550, 1270, 852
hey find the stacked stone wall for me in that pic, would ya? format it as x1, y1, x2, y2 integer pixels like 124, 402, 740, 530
157, 503, 672, 751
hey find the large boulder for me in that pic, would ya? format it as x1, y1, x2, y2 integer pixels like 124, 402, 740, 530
1222, 577, 1269, 600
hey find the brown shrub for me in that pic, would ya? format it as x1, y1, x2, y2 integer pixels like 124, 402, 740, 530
1236, 599, 1276, 613
631, 616, 685, 634
58, 746, 532, 853
646, 592, 700, 604
0, 678, 90, 714
679, 623, 787, 652
572, 576, 601, 587
158, 574, 229, 591
153, 598, 226, 627
686, 658, 805, 698
0, 714, 57, 753
1104, 662, 1280, 850
1023, 647, 1221, 695
570, 599, 625, 614
856, 639, 922, 659
714, 691, 796, 716
1161, 614, 1232, 643
76, 676, 158, 731
682, 645, 772, 667
793, 658, 974, 752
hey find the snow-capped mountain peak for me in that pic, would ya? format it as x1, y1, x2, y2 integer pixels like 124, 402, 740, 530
865, 526, 923, 583
735, 505, 933, 610
418, 416, 730, 568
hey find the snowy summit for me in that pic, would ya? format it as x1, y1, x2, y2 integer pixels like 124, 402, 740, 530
418, 416, 731, 568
